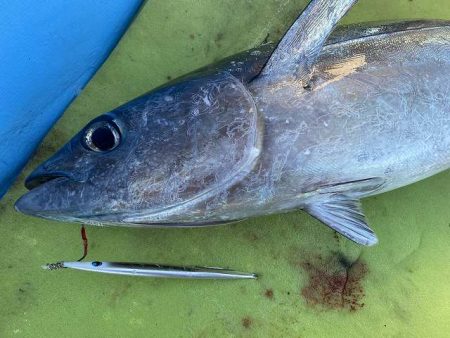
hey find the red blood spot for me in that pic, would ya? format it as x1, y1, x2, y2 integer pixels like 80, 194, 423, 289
299, 254, 368, 311
242, 316, 252, 329
264, 289, 274, 299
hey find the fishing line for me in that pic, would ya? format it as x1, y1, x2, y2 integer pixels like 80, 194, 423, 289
76, 225, 88, 261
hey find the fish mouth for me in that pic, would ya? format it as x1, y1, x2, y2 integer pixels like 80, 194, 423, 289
15, 172, 77, 217
24, 171, 73, 190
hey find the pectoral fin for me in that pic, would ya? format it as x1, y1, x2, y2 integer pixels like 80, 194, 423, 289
304, 177, 384, 246
261, 0, 357, 84
305, 196, 377, 246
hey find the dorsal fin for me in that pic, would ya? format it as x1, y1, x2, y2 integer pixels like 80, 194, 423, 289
261, 0, 357, 85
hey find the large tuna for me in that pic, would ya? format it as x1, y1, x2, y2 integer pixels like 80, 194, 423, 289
15, 0, 450, 245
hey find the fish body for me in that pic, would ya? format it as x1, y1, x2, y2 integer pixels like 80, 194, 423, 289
248, 21, 450, 207
16, 0, 450, 245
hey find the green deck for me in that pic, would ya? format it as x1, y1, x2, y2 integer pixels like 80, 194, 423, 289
1, 0, 449, 336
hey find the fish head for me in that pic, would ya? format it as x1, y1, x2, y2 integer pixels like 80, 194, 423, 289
15, 72, 263, 225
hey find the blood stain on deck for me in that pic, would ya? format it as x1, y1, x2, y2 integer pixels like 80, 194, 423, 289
299, 253, 368, 311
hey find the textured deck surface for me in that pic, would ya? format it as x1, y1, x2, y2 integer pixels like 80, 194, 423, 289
1, 0, 449, 337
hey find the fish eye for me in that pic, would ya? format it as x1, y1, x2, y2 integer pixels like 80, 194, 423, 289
83, 120, 121, 152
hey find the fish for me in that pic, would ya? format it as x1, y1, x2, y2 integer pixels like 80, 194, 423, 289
15, 0, 450, 246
